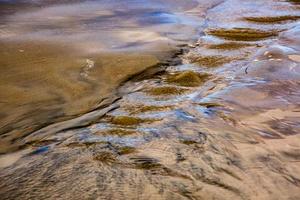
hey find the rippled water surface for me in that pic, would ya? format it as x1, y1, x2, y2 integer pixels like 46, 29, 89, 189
1, 0, 300, 199
0, 0, 216, 152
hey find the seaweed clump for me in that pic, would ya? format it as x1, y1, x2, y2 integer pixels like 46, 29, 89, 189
193, 55, 233, 67
244, 15, 300, 23
166, 71, 210, 87
206, 28, 278, 41
146, 86, 187, 96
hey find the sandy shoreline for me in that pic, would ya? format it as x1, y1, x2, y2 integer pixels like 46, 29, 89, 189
0, 0, 218, 153
1, 0, 300, 199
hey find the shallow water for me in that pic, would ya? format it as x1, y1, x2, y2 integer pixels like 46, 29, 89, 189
1, 0, 300, 199
0, 0, 219, 153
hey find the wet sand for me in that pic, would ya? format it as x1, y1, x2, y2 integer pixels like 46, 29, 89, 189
0, 0, 218, 153
1, 0, 300, 199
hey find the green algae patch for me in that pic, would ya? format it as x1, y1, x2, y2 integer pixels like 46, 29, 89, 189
166, 71, 211, 87
244, 15, 300, 23
146, 86, 188, 96
118, 146, 137, 155
193, 55, 233, 67
207, 42, 253, 50
125, 105, 174, 114
206, 28, 278, 41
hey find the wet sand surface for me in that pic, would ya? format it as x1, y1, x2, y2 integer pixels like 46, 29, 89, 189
1, 0, 300, 199
0, 0, 219, 152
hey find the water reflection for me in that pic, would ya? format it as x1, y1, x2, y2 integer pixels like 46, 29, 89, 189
1, 0, 300, 199
0, 0, 210, 153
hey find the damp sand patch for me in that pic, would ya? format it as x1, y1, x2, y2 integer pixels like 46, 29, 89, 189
125, 105, 174, 114
0, 40, 162, 153
191, 55, 234, 67
205, 28, 279, 41
93, 151, 118, 164
100, 128, 137, 136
